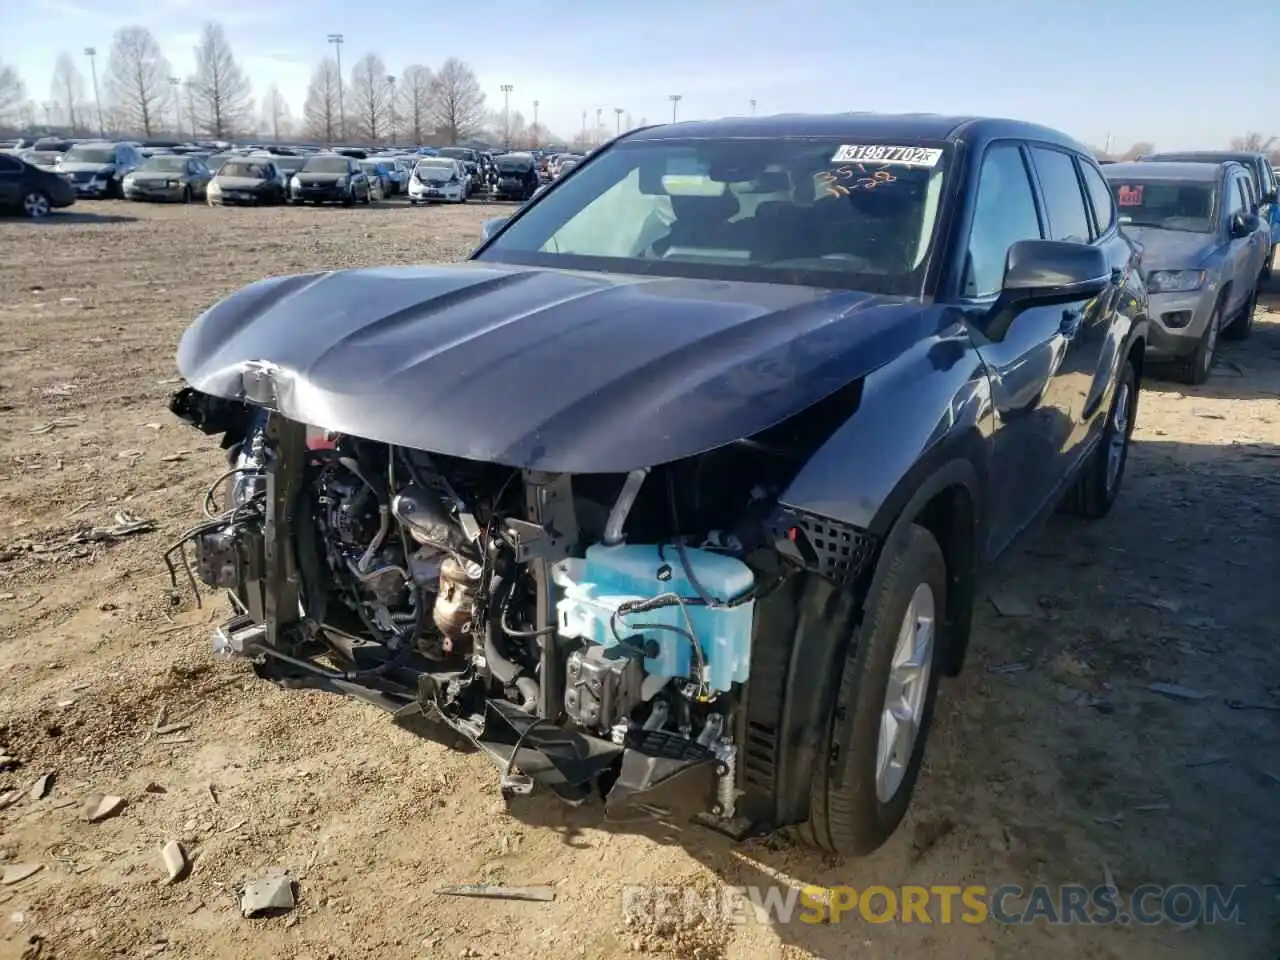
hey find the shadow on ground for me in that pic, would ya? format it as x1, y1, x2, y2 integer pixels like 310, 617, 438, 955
11, 210, 139, 225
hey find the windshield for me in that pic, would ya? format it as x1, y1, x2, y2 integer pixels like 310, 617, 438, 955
478, 137, 948, 295
416, 161, 453, 180
273, 157, 306, 173
438, 147, 475, 162
63, 145, 116, 164
140, 156, 188, 172
219, 161, 270, 179
497, 157, 531, 173
1110, 180, 1216, 233
302, 156, 350, 174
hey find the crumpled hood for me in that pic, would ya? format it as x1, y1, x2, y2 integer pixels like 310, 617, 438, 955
1121, 225, 1218, 272
177, 262, 925, 472
131, 171, 182, 182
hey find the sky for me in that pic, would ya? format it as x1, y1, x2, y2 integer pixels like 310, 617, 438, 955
1, 0, 1276, 149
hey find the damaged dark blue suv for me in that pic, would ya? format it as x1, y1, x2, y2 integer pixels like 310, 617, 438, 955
167, 113, 1148, 856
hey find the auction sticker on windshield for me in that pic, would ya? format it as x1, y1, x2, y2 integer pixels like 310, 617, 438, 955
1116, 185, 1144, 206
830, 145, 943, 167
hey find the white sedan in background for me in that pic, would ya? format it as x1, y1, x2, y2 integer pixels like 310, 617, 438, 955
408, 157, 468, 204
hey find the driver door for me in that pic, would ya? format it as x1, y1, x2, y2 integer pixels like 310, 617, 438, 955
961, 141, 1093, 558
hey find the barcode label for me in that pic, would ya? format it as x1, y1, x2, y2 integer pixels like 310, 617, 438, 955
830, 145, 944, 167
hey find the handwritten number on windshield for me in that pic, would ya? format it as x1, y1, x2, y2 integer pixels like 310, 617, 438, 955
816, 163, 898, 196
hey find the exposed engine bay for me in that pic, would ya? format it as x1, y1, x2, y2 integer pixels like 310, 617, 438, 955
166, 387, 877, 831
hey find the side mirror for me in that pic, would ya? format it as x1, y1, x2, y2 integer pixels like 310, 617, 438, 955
1230, 212, 1262, 238
482, 216, 510, 240
987, 239, 1110, 339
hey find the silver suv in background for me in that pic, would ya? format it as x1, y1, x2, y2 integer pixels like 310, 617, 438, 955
1104, 160, 1267, 384
54, 141, 143, 199
1141, 150, 1279, 277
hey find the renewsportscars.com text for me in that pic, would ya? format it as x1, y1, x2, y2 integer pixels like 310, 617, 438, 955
621, 883, 1247, 926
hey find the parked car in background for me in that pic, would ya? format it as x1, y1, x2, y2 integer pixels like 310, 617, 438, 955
371, 156, 408, 195
289, 153, 372, 206
408, 157, 467, 204
358, 159, 393, 198
436, 146, 483, 193
1141, 150, 1278, 276
491, 152, 540, 201
0, 152, 76, 218
123, 154, 213, 203
1104, 160, 1265, 384
556, 156, 583, 177
207, 158, 287, 206
169, 113, 1146, 859
262, 154, 307, 190
18, 148, 64, 172
55, 141, 143, 198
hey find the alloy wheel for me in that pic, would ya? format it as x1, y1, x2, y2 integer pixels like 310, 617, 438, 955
875, 582, 935, 803
23, 192, 50, 218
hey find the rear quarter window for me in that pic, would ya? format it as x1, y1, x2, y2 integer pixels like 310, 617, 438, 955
1080, 161, 1115, 237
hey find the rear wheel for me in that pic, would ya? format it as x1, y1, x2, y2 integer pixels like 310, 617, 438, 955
1222, 281, 1258, 341
21, 190, 51, 219
181, 185, 193, 203
795, 523, 947, 856
1062, 357, 1138, 519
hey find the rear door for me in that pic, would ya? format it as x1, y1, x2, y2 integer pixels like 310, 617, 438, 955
1222, 174, 1255, 310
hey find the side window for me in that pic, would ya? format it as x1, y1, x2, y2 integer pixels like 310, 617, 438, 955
1080, 160, 1116, 237
964, 143, 1043, 298
1240, 175, 1257, 211
1029, 146, 1092, 243
1224, 178, 1246, 218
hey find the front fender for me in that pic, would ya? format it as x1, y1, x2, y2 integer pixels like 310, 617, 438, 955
779, 312, 993, 538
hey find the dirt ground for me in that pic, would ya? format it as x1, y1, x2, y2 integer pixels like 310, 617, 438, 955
0, 198, 1277, 960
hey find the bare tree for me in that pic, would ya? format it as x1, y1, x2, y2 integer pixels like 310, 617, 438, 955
397, 64, 433, 145
50, 53, 85, 134
190, 22, 253, 138
348, 53, 389, 143
105, 27, 171, 137
259, 85, 291, 141
1118, 141, 1154, 162
428, 57, 485, 143
0, 61, 25, 125
1230, 132, 1277, 153
302, 58, 341, 142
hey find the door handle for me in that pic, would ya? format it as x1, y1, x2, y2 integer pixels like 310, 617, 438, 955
1060, 309, 1084, 337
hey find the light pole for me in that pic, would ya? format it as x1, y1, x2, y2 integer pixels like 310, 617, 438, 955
327, 33, 345, 141
750, 98, 756, 116
169, 77, 181, 136
669, 94, 681, 123
500, 84, 513, 150
581, 110, 587, 149
614, 107, 623, 136
84, 47, 103, 137
595, 107, 602, 145
532, 99, 539, 146
386, 75, 396, 145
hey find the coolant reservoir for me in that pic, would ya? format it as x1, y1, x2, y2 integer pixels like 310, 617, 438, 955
551, 544, 755, 695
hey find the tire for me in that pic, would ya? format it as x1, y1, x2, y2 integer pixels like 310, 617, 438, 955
1222, 281, 1258, 341
21, 190, 51, 219
342, 192, 355, 208
1173, 302, 1221, 385
409, 198, 419, 206
794, 523, 947, 857
181, 185, 192, 203
1061, 357, 1138, 520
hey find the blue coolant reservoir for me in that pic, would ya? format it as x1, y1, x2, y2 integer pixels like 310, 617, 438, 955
551, 544, 756, 694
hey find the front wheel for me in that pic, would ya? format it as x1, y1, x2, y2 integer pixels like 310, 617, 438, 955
1061, 357, 1138, 519
1174, 303, 1221, 385
21, 190, 51, 219
795, 523, 947, 857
